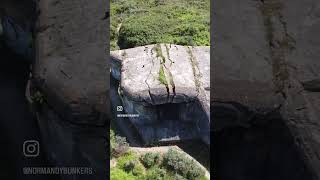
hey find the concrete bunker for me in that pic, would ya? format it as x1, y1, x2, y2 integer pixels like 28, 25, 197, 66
111, 44, 210, 145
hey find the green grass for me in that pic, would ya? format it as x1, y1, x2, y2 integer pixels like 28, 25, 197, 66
111, 0, 210, 50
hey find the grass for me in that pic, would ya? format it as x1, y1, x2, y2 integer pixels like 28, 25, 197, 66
111, 0, 210, 50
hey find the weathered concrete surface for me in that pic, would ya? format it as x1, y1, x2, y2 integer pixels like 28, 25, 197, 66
29, 0, 109, 179
113, 44, 201, 105
213, 0, 320, 179
111, 44, 210, 145
213, 0, 283, 112
33, 0, 109, 126
35, 104, 108, 180
279, 0, 320, 179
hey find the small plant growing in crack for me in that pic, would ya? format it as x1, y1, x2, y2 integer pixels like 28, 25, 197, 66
31, 91, 45, 106
153, 44, 166, 64
158, 65, 168, 86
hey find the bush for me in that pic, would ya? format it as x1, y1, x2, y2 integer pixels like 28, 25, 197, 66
110, 168, 135, 180
163, 148, 205, 180
144, 167, 166, 180
123, 160, 136, 172
132, 162, 145, 177
117, 151, 138, 170
173, 173, 187, 180
111, 134, 129, 157
141, 152, 160, 168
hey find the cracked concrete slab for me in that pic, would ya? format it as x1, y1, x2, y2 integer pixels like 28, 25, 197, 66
279, 0, 320, 178
30, 1, 109, 179
112, 44, 209, 105
32, 0, 108, 126
213, 0, 283, 111
213, 0, 320, 178
111, 44, 210, 144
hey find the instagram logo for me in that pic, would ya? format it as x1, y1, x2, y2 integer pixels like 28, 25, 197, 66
23, 140, 39, 157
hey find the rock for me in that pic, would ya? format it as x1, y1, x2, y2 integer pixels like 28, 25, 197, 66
111, 44, 210, 145
213, 0, 320, 179
212, 0, 283, 114
113, 44, 199, 104
36, 104, 108, 180
30, 0, 109, 179
33, 0, 109, 126
110, 53, 122, 81
280, 0, 320, 178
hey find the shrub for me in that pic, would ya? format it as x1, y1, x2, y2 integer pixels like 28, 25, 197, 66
144, 167, 166, 180
141, 152, 160, 168
132, 162, 145, 177
154, 0, 166, 6
111, 134, 129, 157
117, 151, 138, 170
173, 173, 187, 180
110, 168, 135, 180
163, 148, 205, 180
123, 160, 136, 172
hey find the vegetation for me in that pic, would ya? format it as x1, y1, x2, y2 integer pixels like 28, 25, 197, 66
163, 148, 205, 180
31, 91, 45, 105
110, 168, 135, 180
141, 152, 160, 168
158, 65, 168, 86
111, 0, 210, 50
110, 129, 129, 157
110, 131, 208, 180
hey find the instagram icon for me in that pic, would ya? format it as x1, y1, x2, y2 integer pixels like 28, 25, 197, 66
23, 140, 39, 157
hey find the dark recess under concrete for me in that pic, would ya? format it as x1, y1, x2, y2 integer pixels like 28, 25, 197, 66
0, 47, 59, 180
212, 104, 315, 180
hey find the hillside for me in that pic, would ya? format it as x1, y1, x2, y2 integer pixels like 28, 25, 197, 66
110, 0, 210, 50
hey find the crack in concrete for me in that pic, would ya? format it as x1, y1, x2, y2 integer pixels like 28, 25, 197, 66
163, 44, 176, 103
161, 64, 170, 103
165, 44, 174, 65
259, 0, 295, 100
153, 44, 171, 103
187, 46, 202, 95
145, 48, 156, 105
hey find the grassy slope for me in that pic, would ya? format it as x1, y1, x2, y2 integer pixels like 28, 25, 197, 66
111, 0, 210, 50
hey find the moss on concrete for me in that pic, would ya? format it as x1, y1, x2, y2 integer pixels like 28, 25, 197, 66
158, 65, 168, 86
